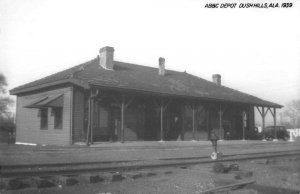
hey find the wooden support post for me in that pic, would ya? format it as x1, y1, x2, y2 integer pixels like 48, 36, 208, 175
86, 97, 91, 146
155, 98, 171, 142
262, 107, 266, 141
90, 98, 94, 144
274, 108, 277, 140
187, 102, 197, 141
111, 94, 134, 143
270, 107, 278, 141
160, 103, 163, 141
206, 107, 210, 140
85, 89, 100, 145
192, 105, 195, 140
219, 104, 223, 140
256, 106, 270, 141
242, 111, 245, 141
121, 95, 125, 143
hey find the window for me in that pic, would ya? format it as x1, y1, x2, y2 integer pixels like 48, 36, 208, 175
40, 108, 48, 130
53, 107, 63, 129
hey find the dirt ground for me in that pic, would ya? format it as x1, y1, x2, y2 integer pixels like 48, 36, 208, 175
3, 156, 300, 194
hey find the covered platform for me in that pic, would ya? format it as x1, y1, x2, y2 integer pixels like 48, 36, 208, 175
10, 46, 283, 146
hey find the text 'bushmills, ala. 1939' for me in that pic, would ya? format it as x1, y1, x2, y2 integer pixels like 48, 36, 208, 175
204, 2, 293, 9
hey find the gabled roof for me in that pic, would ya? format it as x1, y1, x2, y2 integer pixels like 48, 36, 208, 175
10, 58, 282, 108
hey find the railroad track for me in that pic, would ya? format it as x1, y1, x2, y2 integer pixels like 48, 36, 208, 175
1, 149, 300, 177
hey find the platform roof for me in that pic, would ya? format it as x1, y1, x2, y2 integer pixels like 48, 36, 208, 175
10, 58, 282, 108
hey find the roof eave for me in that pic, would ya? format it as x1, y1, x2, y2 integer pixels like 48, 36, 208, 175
89, 84, 283, 108
10, 78, 90, 95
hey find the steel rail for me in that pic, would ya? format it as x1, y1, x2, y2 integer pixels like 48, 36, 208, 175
1, 150, 300, 178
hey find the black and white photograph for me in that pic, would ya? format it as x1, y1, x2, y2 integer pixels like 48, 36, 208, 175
0, 0, 300, 193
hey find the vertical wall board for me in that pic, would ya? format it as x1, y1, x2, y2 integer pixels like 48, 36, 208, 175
16, 87, 72, 145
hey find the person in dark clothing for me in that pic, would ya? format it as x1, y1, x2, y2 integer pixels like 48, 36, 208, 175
169, 116, 180, 140
210, 130, 219, 153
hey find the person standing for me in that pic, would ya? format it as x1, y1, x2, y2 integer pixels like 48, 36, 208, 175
210, 129, 219, 153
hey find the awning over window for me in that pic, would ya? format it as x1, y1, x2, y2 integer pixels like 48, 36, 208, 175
24, 94, 64, 108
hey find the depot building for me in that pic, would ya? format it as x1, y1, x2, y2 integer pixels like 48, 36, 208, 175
10, 46, 282, 146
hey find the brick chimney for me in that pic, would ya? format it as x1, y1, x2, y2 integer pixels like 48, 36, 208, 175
99, 46, 114, 70
212, 74, 221, 86
158, 57, 165, 76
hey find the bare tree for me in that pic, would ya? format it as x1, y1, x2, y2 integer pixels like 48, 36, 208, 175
0, 73, 14, 116
0, 73, 8, 93
282, 99, 300, 128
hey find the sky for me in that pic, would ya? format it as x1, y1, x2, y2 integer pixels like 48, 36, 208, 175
0, 0, 300, 120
